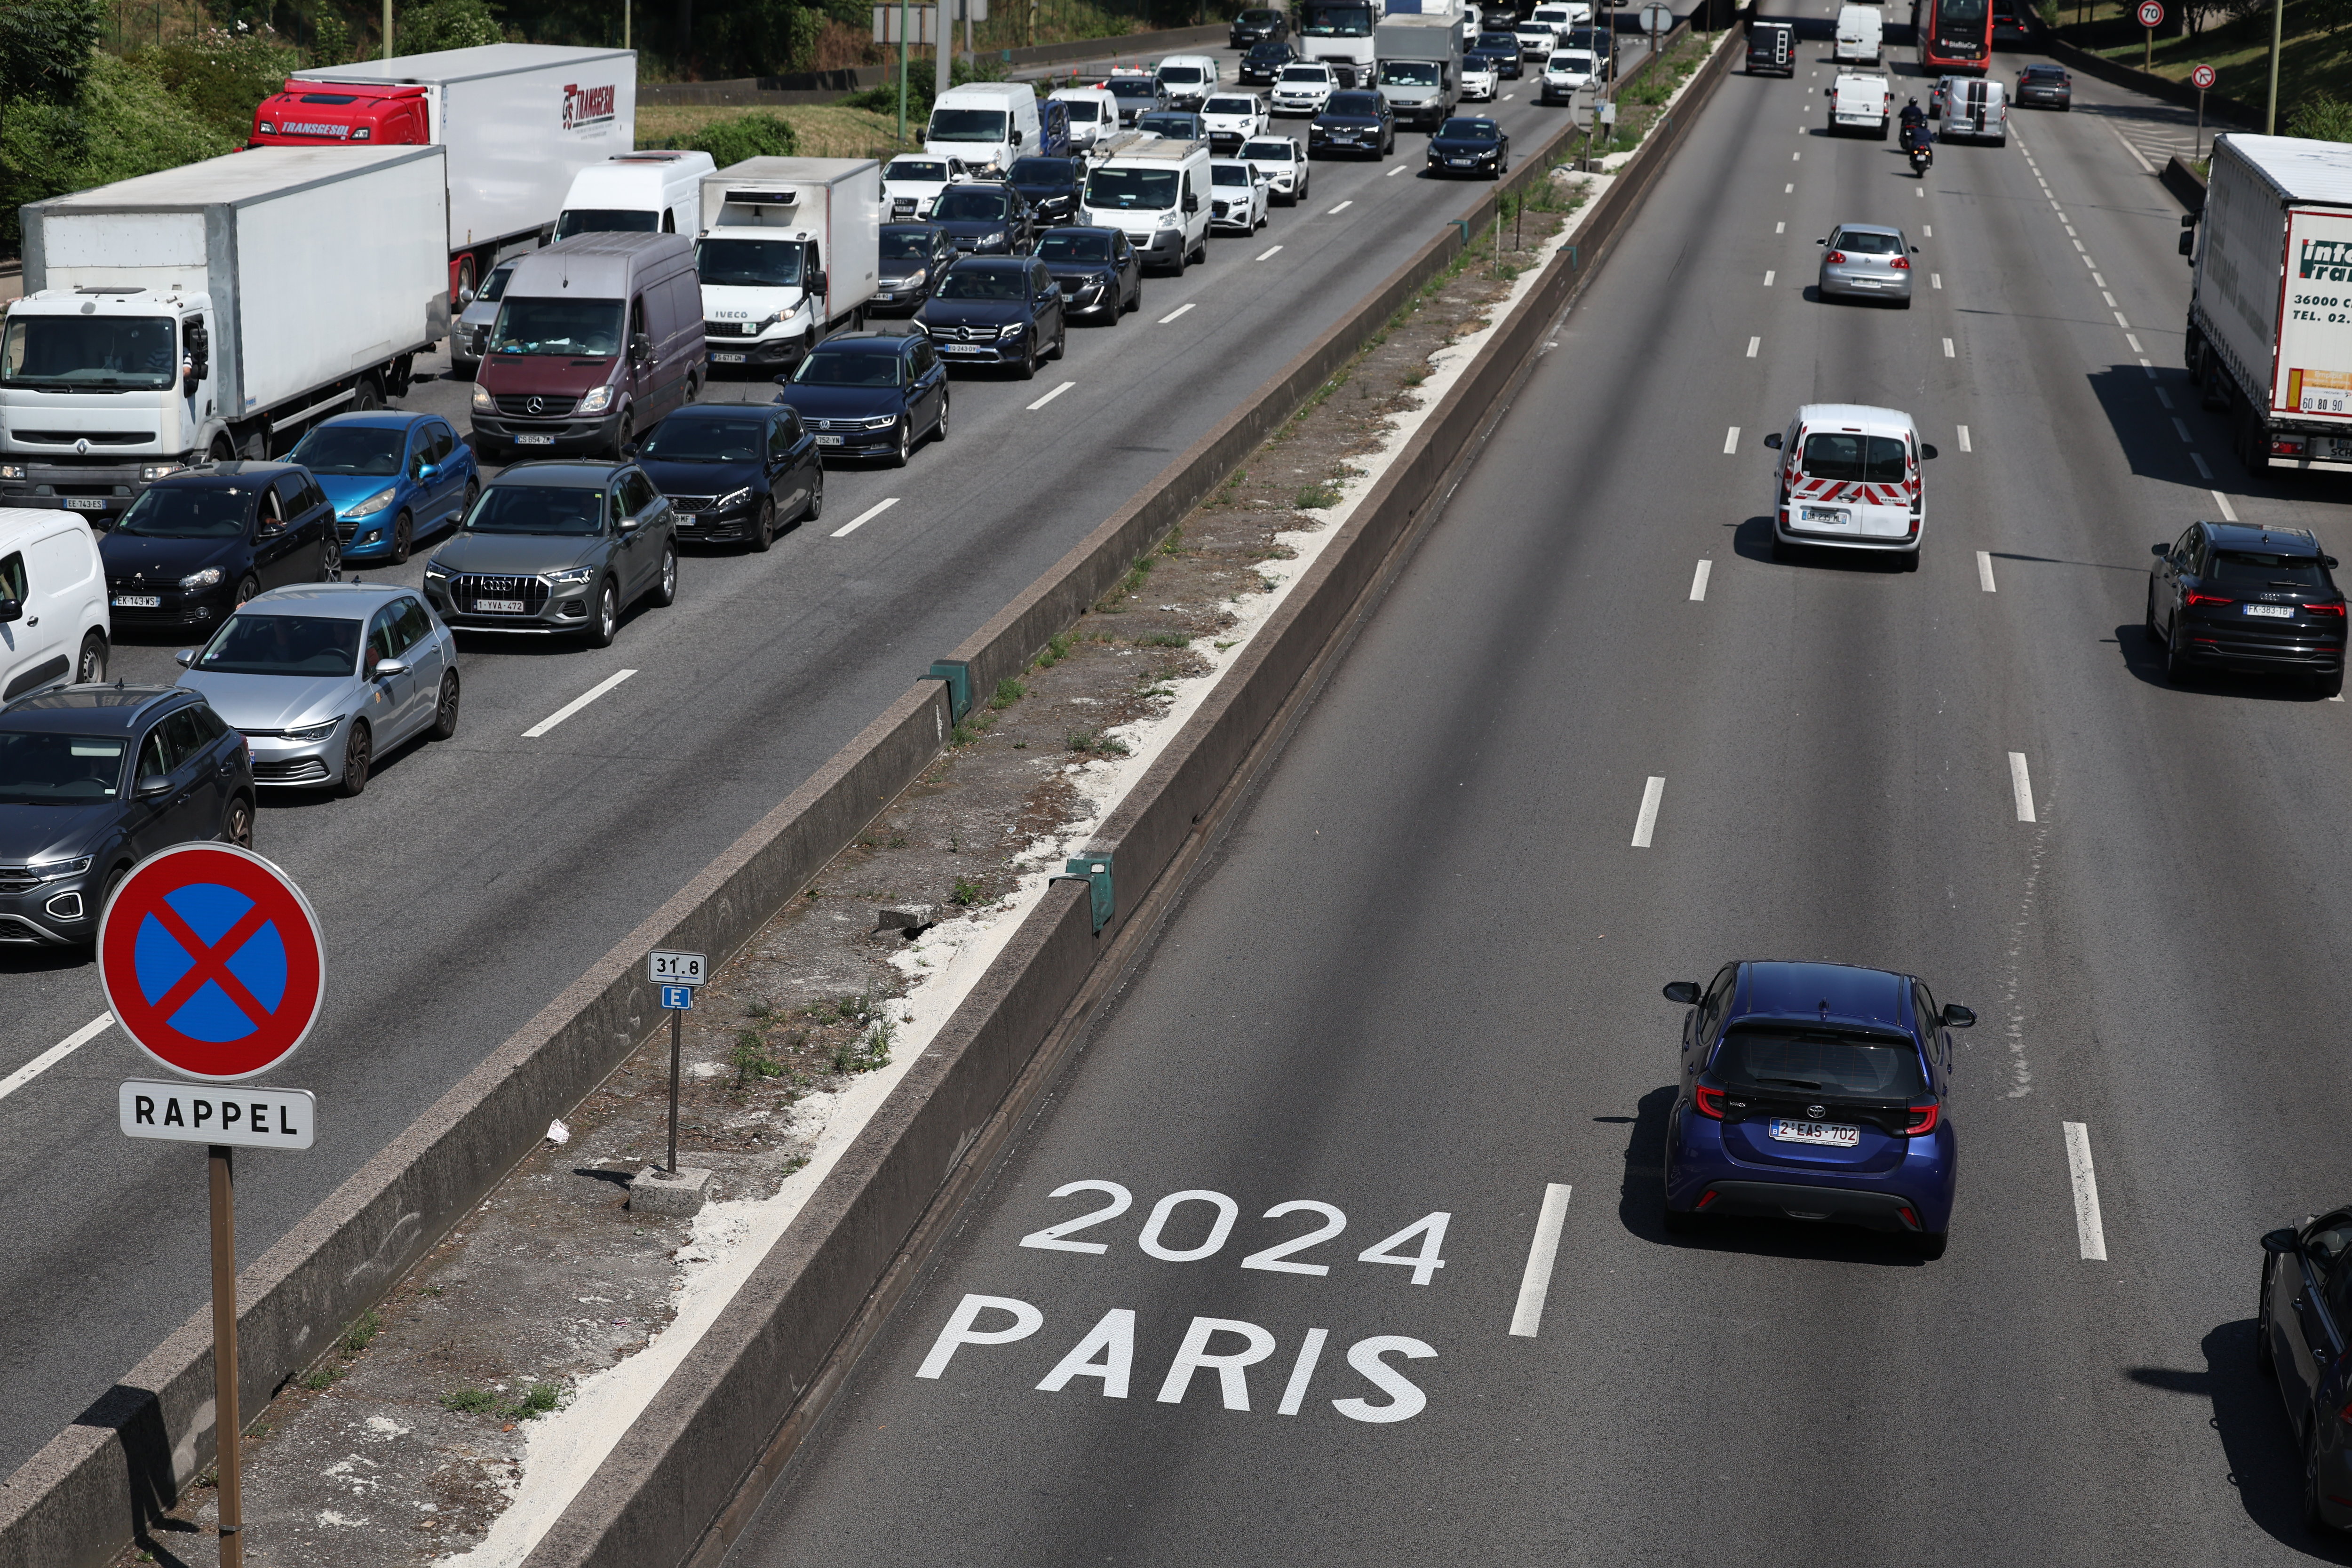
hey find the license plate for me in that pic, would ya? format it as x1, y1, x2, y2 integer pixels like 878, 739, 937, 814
712, 352, 747, 364
516, 433, 556, 446
944, 344, 985, 355
1768, 1119, 1860, 1147
475, 598, 526, 613
2246, 603, 2295, 618
1802, 506, 1849, 524
112, 594, 160, 608
1449, 158, 1475, 166
815, 435, 845, 446
64, 498, 108, 511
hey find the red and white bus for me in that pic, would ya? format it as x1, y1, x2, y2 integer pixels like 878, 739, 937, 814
1913, 0, 1992, 77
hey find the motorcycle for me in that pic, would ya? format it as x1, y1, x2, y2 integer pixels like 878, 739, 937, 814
1908, 140, 1932, 176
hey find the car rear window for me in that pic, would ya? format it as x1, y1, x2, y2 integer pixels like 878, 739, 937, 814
1835, 229, 1903, 254
1714, 1027, 1927, 1099
1801, 432, 1907, 482
2207, 550, 2330, 589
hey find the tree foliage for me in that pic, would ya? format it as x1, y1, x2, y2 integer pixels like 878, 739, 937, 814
129, 26, 301, 141
397, 0, 509, 53
0, 0, 100, 108
2291, 89, 2352, 141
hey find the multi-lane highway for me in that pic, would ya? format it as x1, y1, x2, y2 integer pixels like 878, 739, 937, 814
0, 43, 1653, 1478
719, 16, 2352, 1565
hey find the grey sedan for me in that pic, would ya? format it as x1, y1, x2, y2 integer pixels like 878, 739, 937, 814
452, 259, 516, 377
175, 582, 460, 796
421, 460, 678, 647
1816, 223, 1917, 307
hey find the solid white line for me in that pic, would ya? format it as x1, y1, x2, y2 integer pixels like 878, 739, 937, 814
1508, 1184, 1573, 1338
1630, 776, 1665, 849
2172, 417, 2193, 443
0, 1014, 111, 1105
2212, 488, 2240, 522
1689, 559, 1712, 601
1763, 270, 1775, 287
1386, 164, 1406, 176
2008, 751, 2036, 823
1026, 381, 1075, 411
1158, 302, 1195, 324
2110, 124, 2157, 174
1746, 336, 1760, 358
1327, 199, 1352, 213
829, 496, 900, 538
1723, 425, 1740, 454
1977, 550, 1996, 593
2064, 1122, 2109, 1260
524, 669, 637, 738
2190, 452, 2214, 480
1957, 424, 1971, 452
1942, 338, 1955, 358
1255, 244, 1283, 261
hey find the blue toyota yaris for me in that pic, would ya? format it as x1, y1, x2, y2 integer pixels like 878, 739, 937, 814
1659, 960, 1972, 1258
286, 412, 479, 565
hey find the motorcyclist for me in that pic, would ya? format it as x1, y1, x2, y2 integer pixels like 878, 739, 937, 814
1899, 97, 1926, 130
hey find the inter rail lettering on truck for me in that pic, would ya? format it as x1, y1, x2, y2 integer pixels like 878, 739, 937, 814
564, 83, 618, 131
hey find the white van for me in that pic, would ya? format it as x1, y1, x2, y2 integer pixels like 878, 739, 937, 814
925, 81, 1043, 175
1937, 75, 2009, 144
1828, 72, 1891, 137
1050, 85, 1121, 149
556, 150, 716, 238
0, 511, 108, 701
1080, 138, 1212, 273
1765, 403, 1939, 565
1835, 4, 1883, 64
1154, 54, 1222, 108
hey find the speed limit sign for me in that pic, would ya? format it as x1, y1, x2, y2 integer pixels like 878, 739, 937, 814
2191, 63, 2217, 88
2137, 1, 2163, 25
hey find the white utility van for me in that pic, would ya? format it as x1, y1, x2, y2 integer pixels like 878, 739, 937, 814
1835, 4, 1883, 64
1937, 75, 2008, 143
1080, 139, 1212, 273
695, 158, 882, 374
0, 512, 108, 700
1154, 54, 1222, 107
1765, 403, 1939, 566
1051, 86, 1121, 149
1828, 72, 1891, 137
556, 149, 715, 238
926, 82, 1043, 173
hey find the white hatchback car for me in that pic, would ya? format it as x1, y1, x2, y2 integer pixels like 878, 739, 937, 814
1540, 49, 1600, 102
1240, 135, 1311, 204
1271, 62, 1337, 115
1208, 158, 1272, 233
1200, 92, 1271, 153
1763, 404, 1939, 567
882, 154, 967, 221
1461, 58, 1498, 100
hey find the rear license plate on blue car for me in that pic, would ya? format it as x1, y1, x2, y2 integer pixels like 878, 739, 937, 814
2245, 604, 2294, 618
1768, 1119, 1859, 1147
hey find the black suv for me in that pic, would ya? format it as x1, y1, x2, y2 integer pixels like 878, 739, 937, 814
1230, 6, 1290, 47
0, 684, 254, 947
99, 462, 340, 635
1239, 40, 1301, 83
928, 182, 1039, 257
1007, 156, 1087, 227
422, 461, 679, 648
1310, 90, 1397, 158
2147, 521, 2347, 694
915, 258, 1068, 379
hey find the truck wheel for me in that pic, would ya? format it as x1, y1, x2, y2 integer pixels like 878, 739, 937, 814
351, 376, 383, 412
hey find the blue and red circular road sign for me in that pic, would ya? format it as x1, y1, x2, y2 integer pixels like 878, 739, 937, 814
98, 844, 324, 1082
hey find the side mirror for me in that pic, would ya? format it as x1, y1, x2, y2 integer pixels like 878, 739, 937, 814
415, 461, 439, 482
2263, 1228, 2302, 1257
810, 270, 829, 296
1762, 432, 1782, 449
2181, 212, 2198, 229
1816, 236, 1827, 245
1012, 129, 1025, 146
1183, 194, 1200, 213
373, 657, 410, 678
173, 648, 196, 668
619, 513, 643, 533
2328, 555, 2341, 569
1661, 981, 1701, 1005
630, 333, 652, 364
1911, 244, 1921, 253
137, 774, 173, 799
2151, 541, 2171, 557
1939, 1003, 1975, 1028
0, 597, 19, 623
2179, 230, 2195, 257
1920, 443, 1939, 460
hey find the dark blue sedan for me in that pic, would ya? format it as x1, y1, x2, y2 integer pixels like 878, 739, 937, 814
284, 412, 478, 565
771, 332, 950, 468
1659, 960, 1971, 1257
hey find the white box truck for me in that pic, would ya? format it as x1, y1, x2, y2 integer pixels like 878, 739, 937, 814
1, 146, 450, 523
2186, 133, 2352, 473
695, 158, 883, 374
1376, 15, 1463, 129
250, 44, 637, 306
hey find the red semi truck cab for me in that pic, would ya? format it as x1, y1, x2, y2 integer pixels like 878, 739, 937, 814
251, 80, 431, 151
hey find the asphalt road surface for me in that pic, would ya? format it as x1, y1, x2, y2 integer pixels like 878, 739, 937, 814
722, 16, 2352, 1568
0, 43, 1656, 1480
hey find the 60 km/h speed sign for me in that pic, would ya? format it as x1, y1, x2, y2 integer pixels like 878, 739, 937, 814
2137, 1, 2163, 25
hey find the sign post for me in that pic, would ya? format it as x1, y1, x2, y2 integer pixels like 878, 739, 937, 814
2192, 63, 2217, 158
100, 844, 325, 1568
650, 951, 706, 1176
2137, 0, 2163, 71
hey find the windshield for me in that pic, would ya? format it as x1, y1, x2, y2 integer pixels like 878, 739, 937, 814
937, 267, 1025, 300
0, 732, 126, 804
1212, 164, 1250, 186
1243, 9, 1283, 21
1549, 52, 1595, 69
478, 264, 515, 303
1009, 158, 1076, 184
464, 485, 605, 535
695, 236, 806, 288
1158, 66, 1204, 83
1109, 78, 1158, 99
195, 613, 363, 677
1834, 229, 1903, 254
1325, 92, 1384, 115
288, 424, 404, 476
114, 486, 252, 539
1801, 431, 1908, 482
492, 298, 623, 358
641, 416, 766, 462
933, 186, 1013, 220
1302, 2, 1374, 35
2208, 551, 2331, 589
1086, 168, 1179, 208
929, 107, 1008, 142
1380, 61, 1440, 85
1242, 139, 1295, 160
792, 347, 904, 386
1205, 96, 1258, 114
553, 207, 659, 239
1438, 119, 1499, 139
0, 314, 176, 390
2022, 64, 2063, 79
1715, 1027, 1928, 1099
1039, 231, 1113, 261
1065, 98, 1102, 120
888, 159, 954, 182
881, 229, 935, 260
1280, 64, 1331, 80
1477, 31, 1518, 46
1938, 0, 1988, 23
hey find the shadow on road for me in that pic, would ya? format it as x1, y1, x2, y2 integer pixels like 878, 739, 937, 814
2109, 621, 2338, 702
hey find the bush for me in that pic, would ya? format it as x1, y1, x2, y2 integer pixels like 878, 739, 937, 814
652, 108, 799, 163
1, 50, 232, 249
2290, 91, 2352, 143
127, 26, 301, 143
397, 0, 508, 54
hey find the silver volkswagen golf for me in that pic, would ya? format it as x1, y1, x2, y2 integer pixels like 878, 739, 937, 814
174, 581, 460, 796
1816, 222, 1917, 306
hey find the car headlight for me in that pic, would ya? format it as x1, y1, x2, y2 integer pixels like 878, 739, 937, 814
861, 414, 901, 430
975, 233, 1008, 252
141, 463, 182, 481
998, 323, 1027, 340
547, 565, 596, 586
346, 487, 396, 518
577, 385, 616, 414
902, 267, 928, 289
1157, 211, 1181, 228
282, 719, 340, 744
424, 558, 453, 579
714, 486, 753, 510
28, 855, 92, 883
471, 382, 495, 411
179, 566, 223, 589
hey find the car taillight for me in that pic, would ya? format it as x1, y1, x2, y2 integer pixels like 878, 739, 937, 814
2185, 590, 2235, 608
1904, 1103, 1940, 1135
1891, 255, 1911, 269
2309, 602, 2347, 618
1693, 1084, 1726, 1120
2274, 434, 2308, 456
1826, 250, 1848, 263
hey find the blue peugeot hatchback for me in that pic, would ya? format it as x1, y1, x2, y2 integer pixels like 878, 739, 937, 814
1660, 960, 1972, 1257
286, 413, 479, 565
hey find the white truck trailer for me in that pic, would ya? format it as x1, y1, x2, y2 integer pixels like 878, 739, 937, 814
694, 158, 883, 374
2187, 134, 2352, 474
250, 43, 637, 305
2, 146, 449, 523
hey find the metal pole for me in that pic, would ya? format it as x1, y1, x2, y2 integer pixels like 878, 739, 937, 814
210, 1146, 244, 1568
2143, 20, 2150, 72
382, 0, 391, 58
625, 0, 631, 50
2196, 87, 2206, 158
667, 1008, 682, 1175
2266, 0, 2282, 134
937, 3, 951, 101
898, 0, 910, 144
